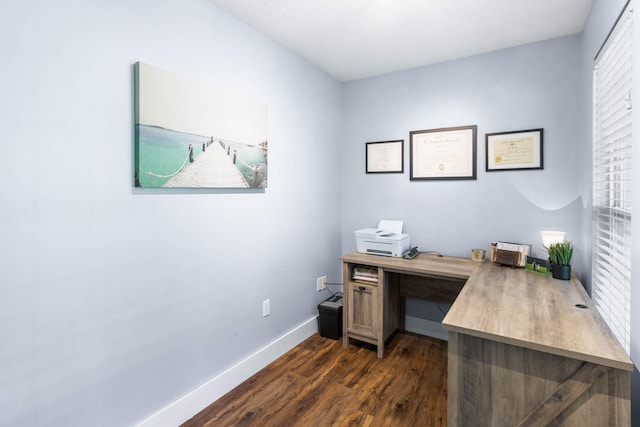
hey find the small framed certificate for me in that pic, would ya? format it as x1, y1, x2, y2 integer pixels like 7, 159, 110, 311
366, 140, 404, 173
486, 129, 543, 171
409, 125, 477, 180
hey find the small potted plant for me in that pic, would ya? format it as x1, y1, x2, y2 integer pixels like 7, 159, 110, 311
545, 241, 573, 280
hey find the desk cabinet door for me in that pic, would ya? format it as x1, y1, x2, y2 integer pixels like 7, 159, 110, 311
346, 282, 378, 338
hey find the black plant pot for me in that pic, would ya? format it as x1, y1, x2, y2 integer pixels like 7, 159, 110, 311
551, 264, 571, 280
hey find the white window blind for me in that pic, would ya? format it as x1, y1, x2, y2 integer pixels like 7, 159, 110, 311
592, 1, 633, 354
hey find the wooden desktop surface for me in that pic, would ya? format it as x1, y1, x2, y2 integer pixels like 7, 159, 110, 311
442, 261, 633, 371
340, 251, 477, 281
341, 251, 632, 371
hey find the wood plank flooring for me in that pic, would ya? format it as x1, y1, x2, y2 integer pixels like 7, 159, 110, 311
182, 332, 447, 427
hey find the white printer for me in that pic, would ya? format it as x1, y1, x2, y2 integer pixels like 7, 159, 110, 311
354, 220, 410, 257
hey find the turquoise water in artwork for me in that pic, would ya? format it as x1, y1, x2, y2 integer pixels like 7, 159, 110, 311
135, 125, 268, 187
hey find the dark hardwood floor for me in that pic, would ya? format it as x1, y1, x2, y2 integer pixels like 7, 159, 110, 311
182, 332, 448, 427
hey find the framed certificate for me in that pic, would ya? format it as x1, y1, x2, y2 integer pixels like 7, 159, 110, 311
366, 140, 404, 173
409, 125, 477, 180
485, 129, 543, 171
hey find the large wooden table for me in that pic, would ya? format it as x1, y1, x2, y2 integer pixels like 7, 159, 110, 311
443, 261, 633, 426
340, 252, 633, 426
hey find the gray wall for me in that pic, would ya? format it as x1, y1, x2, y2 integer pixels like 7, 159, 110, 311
0, 0, 342, 425
342, 36, 583, 260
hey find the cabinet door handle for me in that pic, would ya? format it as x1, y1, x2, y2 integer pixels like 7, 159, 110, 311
359, 286, 366, 291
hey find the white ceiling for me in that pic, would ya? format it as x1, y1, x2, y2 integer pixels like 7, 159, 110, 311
209, 0, 593, 82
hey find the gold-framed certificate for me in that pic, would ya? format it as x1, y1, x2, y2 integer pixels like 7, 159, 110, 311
485, 129, 543, 171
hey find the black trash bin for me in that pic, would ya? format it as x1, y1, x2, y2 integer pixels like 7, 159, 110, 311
317, 295, 343, 340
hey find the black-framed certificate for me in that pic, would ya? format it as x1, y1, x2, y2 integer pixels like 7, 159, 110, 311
409, 125, 477, 180
366, 140, 404, 173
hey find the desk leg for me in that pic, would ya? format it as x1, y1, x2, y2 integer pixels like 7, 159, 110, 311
399, 296, 406, 332
342, 263, 349, 348
377, 268, 386, 359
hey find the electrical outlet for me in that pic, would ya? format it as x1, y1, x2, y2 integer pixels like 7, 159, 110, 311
317, 275, 327, 291
262, 299, 270, 317
321, 275, 327, 290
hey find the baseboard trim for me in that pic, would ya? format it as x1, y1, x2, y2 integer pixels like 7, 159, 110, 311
404, 316, 449, 341
136, 316, 319, 427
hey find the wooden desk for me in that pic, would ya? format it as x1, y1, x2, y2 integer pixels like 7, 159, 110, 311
340, 252, 633, 426
443, 261, 633, 426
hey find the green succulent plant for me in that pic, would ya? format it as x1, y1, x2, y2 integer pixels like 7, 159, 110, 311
545, 241, 573, 266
